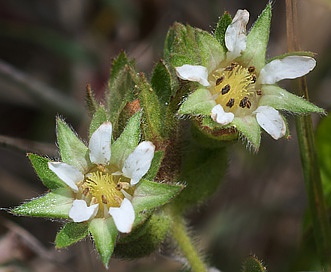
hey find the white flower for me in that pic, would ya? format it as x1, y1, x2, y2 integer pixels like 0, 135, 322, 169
175, 9, 316, 141
48, 122, 155, 233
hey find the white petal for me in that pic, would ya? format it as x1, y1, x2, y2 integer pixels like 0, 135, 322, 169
211, 104, 234, 125
225, 9, 249, 60
48, 162, 84, 192
69, 199, 99, 222
254, 106, 286, 140
175, 65, 210, 87
122, 141, 155, 185
89, 122, 112, 165
109, 198, 135, 233
259, 56, 316, 84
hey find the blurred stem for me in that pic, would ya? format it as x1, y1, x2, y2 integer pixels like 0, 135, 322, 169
170, 209, 208, 272
286, 0, 331, 267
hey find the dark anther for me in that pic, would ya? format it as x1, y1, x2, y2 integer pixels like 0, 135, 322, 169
216, 76, 224, 86
101, 195, 108, 204
246, 100, 252, 109
116, 183, 122, 190
83, 188, 89, 195
226, 98, 235, 108
256, 90, 262, 95
239, 96, 249, 108
221, 84, 231, 95
225, 65, 234, 71
251, 75, 257, 83
248, 66, 255, 73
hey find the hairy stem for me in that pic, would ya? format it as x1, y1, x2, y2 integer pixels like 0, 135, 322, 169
170, 210, 208, 272
286, 0, 331, 266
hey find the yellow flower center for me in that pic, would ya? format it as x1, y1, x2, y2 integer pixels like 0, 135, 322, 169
209, 62, 261, 117
77, 166, 132, 216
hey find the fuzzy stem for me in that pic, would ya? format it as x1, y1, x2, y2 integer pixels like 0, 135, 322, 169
286, 0, 331, 267
170, 210, 208, 272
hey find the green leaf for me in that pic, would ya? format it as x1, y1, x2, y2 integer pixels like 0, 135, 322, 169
232, 116, 261, 152
114, 213, 170, 258
88, 218, 118, 268
89, 106, 109, 138
164, 23, 200, 67
316, 114, 331, 207
195, 28, 224, 71
136, 73, 164, 140
242, 255, 267, 272
240, 3, 271, 71
28, 153, 66, 189
144, 150, 164, 180
106, 52, 136, 130
55, 222, 89, 248
174, 140, 228, 211
12, 188, 73, 219
214, 12, 232, 50
151, 60, 174, 105
56, 118, 89, 172
110, 112, 141, 168
259, 85, 325, 114
132, 179, 184, 213
178, 88, 216, 116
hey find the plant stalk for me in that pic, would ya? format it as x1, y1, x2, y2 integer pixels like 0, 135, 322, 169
170, 210, 208, 272
285, 0, 331, 266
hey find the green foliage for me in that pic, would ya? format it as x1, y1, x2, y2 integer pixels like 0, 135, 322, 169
56, 117, 90, 172
106, 52, 136, 135
242, 255, 267, 272
240, 3, 271, 71
89, 105, 109, 138
55, 222, 89, 248
114, 213, 170, 258
214, 12, 232, 50
88, 218, 118, 268
12, 188, 73, 219
28, 153, 66, 189
132, 179, 184, 213
316, 114, 331, 207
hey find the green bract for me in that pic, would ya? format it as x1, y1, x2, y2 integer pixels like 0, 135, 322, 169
167, 4, 324, 151
12, 111, 183, 268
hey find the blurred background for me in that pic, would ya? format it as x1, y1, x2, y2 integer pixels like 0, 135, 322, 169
0, 0, 330, 271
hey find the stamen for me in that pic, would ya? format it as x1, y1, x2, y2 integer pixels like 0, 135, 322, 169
248, 66, 255, 73
226, 98, 235, 108
221, 84, 231, 95
216, 77, 224, 86
239, 97, 249, 108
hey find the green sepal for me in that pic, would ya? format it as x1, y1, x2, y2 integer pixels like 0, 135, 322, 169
214, 12, 232, 50
151, 59, 174, 105
232, 116, 261, 152
12, 188, 73, 219
28, 153, 66, 189
110, 112, 141, 167
173, 140, 228, 212
191, 119, 238, 148
144, 150, 164, 180
164, 23, 224, 70
106, 52, 136, 133
136, 73, 164, 140
132, 179, 184, 213
268, 51, 315, 62
55, 222, 89, 248
114, 213, 170, 258
164, 23, 200, 67
240, 3, 271, 72
259, 85, 325, 114
195, 28, 224, 71
89, 105, 109, 138
85, 84, 98, 116
56, 118, 90, 172
316, 114, 331, 207
178, 88, 216, 116
88, 217, 118, 268
242, 255, 267, 272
